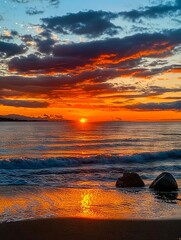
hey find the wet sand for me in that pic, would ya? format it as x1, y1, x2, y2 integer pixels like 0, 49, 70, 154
0, 218, 180, 240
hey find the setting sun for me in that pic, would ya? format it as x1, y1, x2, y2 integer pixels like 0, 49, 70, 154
80, 118, 87, 123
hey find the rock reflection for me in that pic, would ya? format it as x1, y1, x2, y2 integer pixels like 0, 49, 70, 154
154, 191, 179, 204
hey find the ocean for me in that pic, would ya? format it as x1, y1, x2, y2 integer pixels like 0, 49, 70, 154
0, 121, 181, 222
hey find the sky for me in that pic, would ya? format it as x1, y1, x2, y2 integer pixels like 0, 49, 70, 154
0, 0, 181, 121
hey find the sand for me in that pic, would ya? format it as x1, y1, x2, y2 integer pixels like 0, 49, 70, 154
0, 218, 180, 240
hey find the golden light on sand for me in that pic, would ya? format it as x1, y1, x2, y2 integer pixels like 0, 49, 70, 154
80, 118, 87, 123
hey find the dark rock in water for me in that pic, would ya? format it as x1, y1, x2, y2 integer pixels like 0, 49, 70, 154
150, 172, 178, 191
116, 172, 145, 188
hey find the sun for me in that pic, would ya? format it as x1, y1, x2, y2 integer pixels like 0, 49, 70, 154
80, 118, 87, 123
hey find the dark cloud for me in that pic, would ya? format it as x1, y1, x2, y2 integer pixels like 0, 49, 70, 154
40, 1, 180, 38
48, 0, 59, 6
0, 67, 180, 112
119, 0, 181, 21
0, 41, 26, 58
52, 28, 181, 59
20, 34, 35, 47
136, 64, 181, 78
0, 30, 18, 41
111, 86, 181, 100
12, 0, 59, 5
148, 60, 168, 67
11, 30, 19, 36
8, 54, 87, 74
0, 68, 128, 100
8, 29, 181, 74
26, 7, 44, 15
134, 67, 169, 78
0, 69, 116, 95
163, 97, 181, 100
125, 101, 181, 111
1, 72, 180, 101
35, 30, 57, 53
148, 86, 181, 96
20, 30, 57, 53
42, 10, 121, 37
0, 99, 49, 108
0, 35, 13, 41
12, 0, 29, 3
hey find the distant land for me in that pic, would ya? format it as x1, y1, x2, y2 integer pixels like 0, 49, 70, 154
0, 117, 48, 122
0, 114, 66, 122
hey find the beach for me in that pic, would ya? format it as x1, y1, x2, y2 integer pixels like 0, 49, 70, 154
0, 218, 181, 240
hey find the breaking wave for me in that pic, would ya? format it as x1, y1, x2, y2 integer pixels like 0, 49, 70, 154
0, 149, 181, 170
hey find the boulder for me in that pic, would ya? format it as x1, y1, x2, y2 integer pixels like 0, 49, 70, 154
150, 172, 178, 191
116, 172, 145, 188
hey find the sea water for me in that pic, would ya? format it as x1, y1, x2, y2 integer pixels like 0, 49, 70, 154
0, 121, 180, 221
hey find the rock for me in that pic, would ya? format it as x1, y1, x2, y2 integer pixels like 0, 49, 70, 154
150, 172, 178, 191
116, 172, 145, 188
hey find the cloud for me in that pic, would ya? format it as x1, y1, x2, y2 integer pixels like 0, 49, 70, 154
0, 69, 133, 101
0, 72, 180, 113
12, 0, 60, 5
8, 54, 87, 74
34, 31, 58, 54
8, 29, 181, 74
39, 1, 180, 38
167, 66, 181, 73
1, 72, 180, 101
0, 70, 116, 96
48, 0, 59, 6
0, 30, 18, 41
163, 97, 181, 100
125, 101, 181, 111
0, 41, 26, 58
49, 28, 181, 60
42, 10, 121, 38
0, 35, 13, 41
110, 86, 181, 100
119, 0, 181, 21
26, 7, 44, 15
0, 99, 49, 108
20, 30, 58, 53
12, 0, 29, 3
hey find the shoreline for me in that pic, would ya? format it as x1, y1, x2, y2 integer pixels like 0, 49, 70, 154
0, 186, 181, 221
0, 217, 180, 240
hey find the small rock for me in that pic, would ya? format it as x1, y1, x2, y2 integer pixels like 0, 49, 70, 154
150, 172, 178, 191
116, 172, 145, 188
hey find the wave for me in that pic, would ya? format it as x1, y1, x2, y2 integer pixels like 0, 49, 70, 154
0, 149, 181, 170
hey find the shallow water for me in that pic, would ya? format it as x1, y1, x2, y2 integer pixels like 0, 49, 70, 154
0, 186, 180, 222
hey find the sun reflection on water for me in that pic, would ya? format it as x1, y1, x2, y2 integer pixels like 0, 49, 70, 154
81, 192, 94, 217
0, 186, 180, 222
